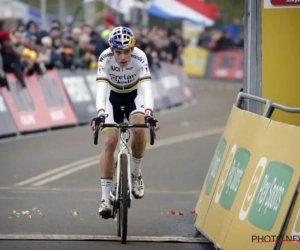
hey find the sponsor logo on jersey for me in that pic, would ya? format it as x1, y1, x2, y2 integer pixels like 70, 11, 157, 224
99, 53, 113, 62
131, 54, 145, 63
111, 66, 120, 72
97, 66, 104, 76
142, 65, 149, 75
109, 74, 137, 84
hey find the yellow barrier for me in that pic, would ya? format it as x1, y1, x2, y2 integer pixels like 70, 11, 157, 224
261, 3, 300, 127
182, 47, 209, 77
194, 105, 244, 230
199, 109, 270, 248
194, 95, 300, 249
281, 192, 300, 250
223, 120, 300, 250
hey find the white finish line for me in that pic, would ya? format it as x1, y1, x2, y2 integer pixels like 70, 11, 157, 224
0, 234, 209, 243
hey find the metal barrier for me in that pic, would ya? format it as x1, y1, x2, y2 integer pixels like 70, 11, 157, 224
0, 65, 195, 139
235, 92, 272, 117
265, 103, 300, 118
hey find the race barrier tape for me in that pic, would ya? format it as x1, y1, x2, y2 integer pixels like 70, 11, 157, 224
194, 93, 300, 250
183, 47, 244, 81
0, 63, 194, 138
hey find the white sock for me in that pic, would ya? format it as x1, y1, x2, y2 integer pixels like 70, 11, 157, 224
132, 156, 142, 176
101, 179, 112, 199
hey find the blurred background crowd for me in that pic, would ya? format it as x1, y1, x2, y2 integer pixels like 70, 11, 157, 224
196, 18, 244, 51
0, 14, 191, 91
0, 0, 244, 91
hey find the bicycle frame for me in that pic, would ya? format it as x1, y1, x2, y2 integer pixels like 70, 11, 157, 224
93, 108, 156, 207
93, 109, 157, 243
114, 126, 133, 203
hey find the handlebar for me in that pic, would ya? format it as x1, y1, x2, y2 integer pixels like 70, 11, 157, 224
93, 123, 156, 146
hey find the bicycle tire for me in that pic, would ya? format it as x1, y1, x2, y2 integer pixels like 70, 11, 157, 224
119, 154, 128, 244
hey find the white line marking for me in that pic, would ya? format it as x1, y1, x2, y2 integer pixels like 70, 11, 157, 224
15, 127, 224, 187
0, 186, 200, 195
0, 197, 37, 200
148, 127, 223, 150
11, 190, 57, 194
31, 160, 99, 186
14, 156, 98, 186
0, 234, 209, 243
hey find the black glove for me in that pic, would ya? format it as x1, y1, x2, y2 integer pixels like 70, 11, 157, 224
91, 115, 106, 126
144, 113, 157, 127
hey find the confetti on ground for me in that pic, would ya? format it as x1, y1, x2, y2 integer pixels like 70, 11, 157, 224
190, 210, 195, 214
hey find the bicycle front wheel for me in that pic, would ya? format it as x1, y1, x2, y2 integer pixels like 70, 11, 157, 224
119, 153, 128, 244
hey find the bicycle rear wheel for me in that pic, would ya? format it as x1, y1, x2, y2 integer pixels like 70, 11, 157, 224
118, 154, 128, 244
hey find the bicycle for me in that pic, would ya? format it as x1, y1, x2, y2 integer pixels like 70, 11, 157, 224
93, 106, 157, 244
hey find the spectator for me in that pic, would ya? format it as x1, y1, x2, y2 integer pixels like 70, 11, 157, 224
0, 37, 9, 91
212, 31, 234, 51
36, 36, 53, 70
26, 21, 38, 36
0, 31, 27, 89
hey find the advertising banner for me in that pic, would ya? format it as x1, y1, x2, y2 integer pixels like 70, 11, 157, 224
2, 74, 50, 132
36, 71, 78, 128
222, 120, 300, 250
59, 70, 96, 124
201, 111, 270, 248
0, 89, 18, 137
195, 106, 244, 229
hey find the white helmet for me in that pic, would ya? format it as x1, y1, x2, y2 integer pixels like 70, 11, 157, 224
108, 26, 135, 50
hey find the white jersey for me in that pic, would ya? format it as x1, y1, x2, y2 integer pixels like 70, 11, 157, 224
95, 47, 154, 115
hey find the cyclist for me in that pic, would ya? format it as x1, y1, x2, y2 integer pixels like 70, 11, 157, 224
91, 26, 160, 218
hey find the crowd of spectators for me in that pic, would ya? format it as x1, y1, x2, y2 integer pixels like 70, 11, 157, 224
196, 18, 244, 51
0, 14, 186, 91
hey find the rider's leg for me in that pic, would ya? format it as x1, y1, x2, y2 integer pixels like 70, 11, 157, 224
98, 89, 120, 217
129, 114, 147, 199
100, 128, 119, 185
98, 128, 118, 217
130, 114, 147, 174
